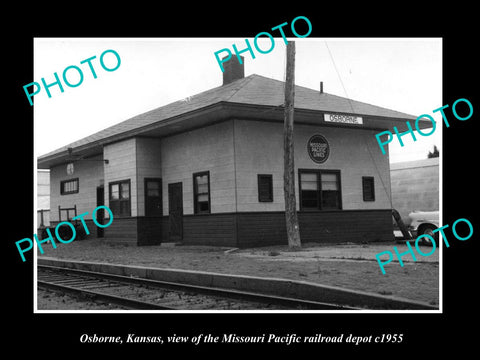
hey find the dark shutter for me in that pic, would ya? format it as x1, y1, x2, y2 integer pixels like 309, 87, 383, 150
362, 176, 375, 201
258, 174, 273, 202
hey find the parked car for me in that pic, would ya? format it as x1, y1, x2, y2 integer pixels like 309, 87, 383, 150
408, 210, 439, 246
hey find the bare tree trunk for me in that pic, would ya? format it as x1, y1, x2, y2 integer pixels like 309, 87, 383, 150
284, 41, 301, 249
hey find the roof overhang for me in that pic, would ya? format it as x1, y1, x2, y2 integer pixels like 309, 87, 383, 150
37, 101, 431, 169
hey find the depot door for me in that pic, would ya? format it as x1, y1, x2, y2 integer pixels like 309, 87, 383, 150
168, 182, 183, 241
145, 178, 162, 217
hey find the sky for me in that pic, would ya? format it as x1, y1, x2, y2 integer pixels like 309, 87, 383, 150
33, 38, 442, 163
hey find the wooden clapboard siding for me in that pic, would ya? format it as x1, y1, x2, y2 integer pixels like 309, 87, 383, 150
237, 212, 287, 247
48, 209, 391, 247
104, 217, 138, 243
49, 154, 104, 223
182, 213, 236, 247
299, 210, 393, 243
81, 219, 97, 239
137, 216, 163, 245
48, 219, 97, 240
136, 138, 162, 217
161, 121, 236, 216
178, 209, 392, 248
104, 138, 137, 217
298, 209, 392, 243
234, 119, 392, 212
234, 119, 285, 213
235, 209, 392, 248
103, 216, 165, 245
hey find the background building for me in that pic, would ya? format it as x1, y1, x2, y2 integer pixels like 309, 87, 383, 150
390, 157, 440, 224
37, 169, 50, 228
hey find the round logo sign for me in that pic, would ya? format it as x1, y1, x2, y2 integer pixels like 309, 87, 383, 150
307, 134, 330, 164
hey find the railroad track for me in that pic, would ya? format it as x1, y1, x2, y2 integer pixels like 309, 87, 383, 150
37, 265, 359, 310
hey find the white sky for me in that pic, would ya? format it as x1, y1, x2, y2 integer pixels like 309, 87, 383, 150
34, 38, 442, 163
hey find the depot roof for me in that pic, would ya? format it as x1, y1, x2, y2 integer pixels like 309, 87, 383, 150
38, 74, 426, 169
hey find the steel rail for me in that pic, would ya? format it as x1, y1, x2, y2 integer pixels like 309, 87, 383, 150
37, 265, 360, 310
37, 280, 174, 310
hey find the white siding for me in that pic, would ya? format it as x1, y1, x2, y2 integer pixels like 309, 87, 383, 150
49, 154, 104, 222
161, 121, 235, 215
49, 119, 392, 223
136, 138, 162, 217
234, 119, 392, 212
104, 138, 137, 217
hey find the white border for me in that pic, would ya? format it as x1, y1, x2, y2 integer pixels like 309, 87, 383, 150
33, 37, 443, 314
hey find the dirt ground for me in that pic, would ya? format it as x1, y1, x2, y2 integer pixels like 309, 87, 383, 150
36, 239, 440, 306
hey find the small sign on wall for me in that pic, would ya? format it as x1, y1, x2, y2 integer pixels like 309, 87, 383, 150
325, 113, 363, 125
66, 162, 75, 175
307, 134, 330, 164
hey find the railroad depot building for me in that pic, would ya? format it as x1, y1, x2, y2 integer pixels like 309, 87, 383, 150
37, 57, 431, 247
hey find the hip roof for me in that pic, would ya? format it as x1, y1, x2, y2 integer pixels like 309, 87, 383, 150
38, 74, 423, 168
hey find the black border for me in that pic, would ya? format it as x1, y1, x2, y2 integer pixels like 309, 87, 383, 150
7, 5, 479, 355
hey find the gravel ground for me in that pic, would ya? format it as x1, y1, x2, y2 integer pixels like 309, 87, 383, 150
36, 239, 439, 306
37, 288, 129, 310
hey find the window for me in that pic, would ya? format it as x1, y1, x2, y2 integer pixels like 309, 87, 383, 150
109, 180, 131, 217
321, 172, 340, 209
193, 171, 210, 214
362, 176, 375, 201
299, 170, 341, 210
299, 172, 319, 209
146, 180, 161, 197
258, 174, 273, 202
60, 178, 79, 195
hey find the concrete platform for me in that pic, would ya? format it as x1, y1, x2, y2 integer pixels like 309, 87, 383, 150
37, 257, 437, 310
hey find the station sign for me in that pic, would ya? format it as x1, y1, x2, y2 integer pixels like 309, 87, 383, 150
325, 113, 363, 125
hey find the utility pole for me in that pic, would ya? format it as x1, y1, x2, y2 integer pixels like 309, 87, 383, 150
283, 41, 301, 249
